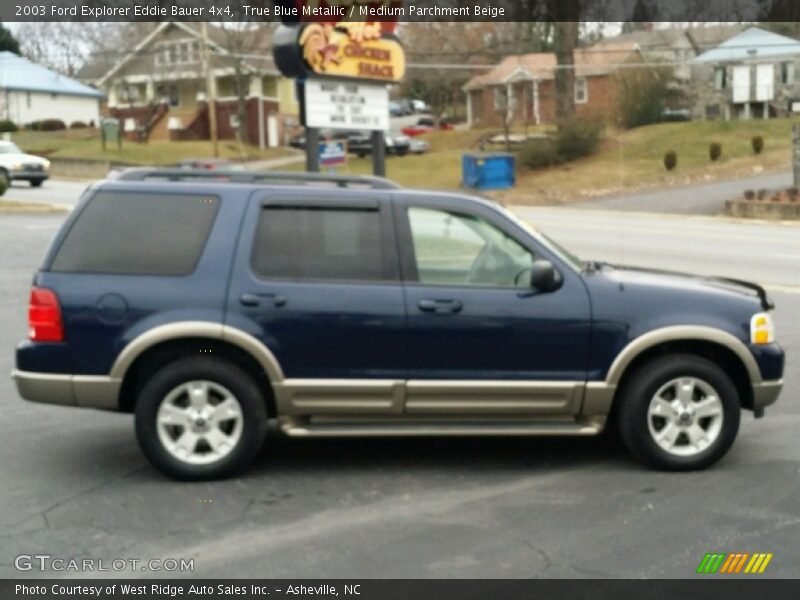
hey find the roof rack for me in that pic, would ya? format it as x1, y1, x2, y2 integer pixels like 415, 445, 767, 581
113, 168, 401, 190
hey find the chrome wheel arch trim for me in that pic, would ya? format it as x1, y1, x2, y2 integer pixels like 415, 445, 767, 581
109, 321, 285, 383
604, 325, 762, 387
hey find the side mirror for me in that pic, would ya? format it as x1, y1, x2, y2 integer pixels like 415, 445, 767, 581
529, 259, 563, 292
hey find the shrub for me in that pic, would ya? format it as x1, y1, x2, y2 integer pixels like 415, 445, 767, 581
0, 119, 17, 132
615, 64, 674, 129
69, 121, 88, 129
709, 142, 722, 161
756, 189, 768, 201
664, 150, 677, 171
788, 187, 799, 202
752, 135, 764, 154
744, 189, 756, 201
27, 119, 66, 132
554, 118, 603, 162
519, 138, 561, 169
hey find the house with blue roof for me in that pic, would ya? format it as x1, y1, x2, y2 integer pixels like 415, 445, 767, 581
691, 27, 800, 120
0, 51, 103, 127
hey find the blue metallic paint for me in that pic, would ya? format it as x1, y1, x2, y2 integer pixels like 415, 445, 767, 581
15, 182, 785, 394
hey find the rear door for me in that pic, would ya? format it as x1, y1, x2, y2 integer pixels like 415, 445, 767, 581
226, 190, 406, 412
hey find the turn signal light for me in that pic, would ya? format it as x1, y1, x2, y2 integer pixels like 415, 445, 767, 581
750, 312, 774, 345
28, 287, 64, 342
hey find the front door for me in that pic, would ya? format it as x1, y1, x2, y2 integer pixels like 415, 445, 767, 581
395, 197, 592, 415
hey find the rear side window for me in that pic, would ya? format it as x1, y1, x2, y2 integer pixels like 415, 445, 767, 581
252, 206, 387, 281
51, 191, 219, 275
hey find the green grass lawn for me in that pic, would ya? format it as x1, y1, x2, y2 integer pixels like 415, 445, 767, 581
283, 119, 800, 204
10, 128, 294, 166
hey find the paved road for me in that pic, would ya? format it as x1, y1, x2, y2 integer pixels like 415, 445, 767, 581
577, 170, 793, 215
515, 206, 800, 290
3, 179, 91, 208
0, 208, 797, 579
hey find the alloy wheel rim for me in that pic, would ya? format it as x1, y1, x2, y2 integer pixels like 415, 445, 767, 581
647, 376, 724, 457
156, 380, 243, 465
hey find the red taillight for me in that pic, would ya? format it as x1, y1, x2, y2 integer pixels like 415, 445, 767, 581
28, 287, 64, 342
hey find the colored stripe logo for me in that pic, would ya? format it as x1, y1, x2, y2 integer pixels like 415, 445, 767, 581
697, 552, 773, 574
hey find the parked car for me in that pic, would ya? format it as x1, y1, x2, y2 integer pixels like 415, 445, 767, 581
0, 141, 50, 190
409, 138, 430, 154
411, 99, 429, 113
401, 116, 455, 137
389, 101, 409, 117
348, 131, 411, 157
13, 168, 784, 479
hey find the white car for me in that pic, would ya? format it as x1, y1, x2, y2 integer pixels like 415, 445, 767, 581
0, 141, 50, 189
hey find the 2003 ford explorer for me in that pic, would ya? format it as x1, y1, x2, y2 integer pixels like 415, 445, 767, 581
12, 169, 784, 480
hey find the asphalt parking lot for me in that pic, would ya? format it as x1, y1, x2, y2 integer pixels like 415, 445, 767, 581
0, 208, 797, 579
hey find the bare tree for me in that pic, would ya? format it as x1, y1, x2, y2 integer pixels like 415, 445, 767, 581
212, 22, 276, 142
16, 22, 125, 77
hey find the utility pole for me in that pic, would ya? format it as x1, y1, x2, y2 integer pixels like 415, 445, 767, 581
201, 22, 219, 158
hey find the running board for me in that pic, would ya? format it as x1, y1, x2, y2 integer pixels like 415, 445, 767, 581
279, 418, 605, 438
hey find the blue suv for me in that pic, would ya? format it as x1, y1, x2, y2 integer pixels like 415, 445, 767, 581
13, 169, 784, 479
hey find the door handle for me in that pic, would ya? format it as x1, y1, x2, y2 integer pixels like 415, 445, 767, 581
239, 293, 287, 308
418, 299, 462, 314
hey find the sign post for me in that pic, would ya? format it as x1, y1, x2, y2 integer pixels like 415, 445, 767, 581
273, 19, 405, 176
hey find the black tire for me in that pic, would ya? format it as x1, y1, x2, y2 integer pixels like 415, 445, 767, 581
30, 179, 44, 187
135, 356, 267, 480
0, 169, 9, 195
617, 353, 740, 471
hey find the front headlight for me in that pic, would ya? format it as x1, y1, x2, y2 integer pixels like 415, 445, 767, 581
750, 312, 775, 345
10, 162, 23, 170
43, 160, 50, 170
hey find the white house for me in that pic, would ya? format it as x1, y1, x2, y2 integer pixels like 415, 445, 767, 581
691, 27, 800, 120
0, 51, 103, 126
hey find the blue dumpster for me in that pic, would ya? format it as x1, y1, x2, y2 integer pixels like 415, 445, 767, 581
462, 152, 515, 190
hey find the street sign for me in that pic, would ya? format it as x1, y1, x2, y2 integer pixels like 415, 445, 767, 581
318, 140, 348, 168
303, 80, 389, 131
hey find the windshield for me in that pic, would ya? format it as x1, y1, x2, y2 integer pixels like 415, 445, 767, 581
0, 143, 24, 154
500, 206, 584, 272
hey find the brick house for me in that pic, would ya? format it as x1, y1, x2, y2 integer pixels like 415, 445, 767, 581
78, 22, 300, 147
691, 27, 800, 120
463, 42, 641, 128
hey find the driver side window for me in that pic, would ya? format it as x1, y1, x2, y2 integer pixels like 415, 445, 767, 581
407, 207, 534, 288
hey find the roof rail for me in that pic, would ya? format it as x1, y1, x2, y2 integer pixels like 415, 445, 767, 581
112, 168, 401, 190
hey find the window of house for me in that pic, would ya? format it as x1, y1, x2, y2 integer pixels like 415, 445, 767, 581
713, 67, 727, 90
781, 62, 795, 85
574, 77, 588, 103
156, 84, 180, 107
252, 207, 389, 282
26, 92, 31, 108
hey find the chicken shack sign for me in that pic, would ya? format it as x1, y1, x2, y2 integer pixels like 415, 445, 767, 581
272, 11, 406, 84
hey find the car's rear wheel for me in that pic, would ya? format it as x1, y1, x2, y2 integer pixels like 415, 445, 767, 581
617, 354, 740, 471
135, 356, 267, 480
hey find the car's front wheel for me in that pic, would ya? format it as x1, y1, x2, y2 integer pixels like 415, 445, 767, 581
617, 354, 740, 471
135, 356, 267, 480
